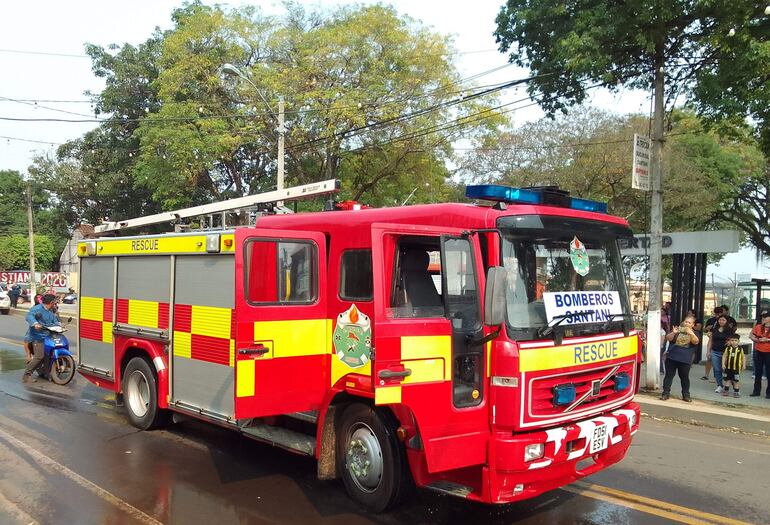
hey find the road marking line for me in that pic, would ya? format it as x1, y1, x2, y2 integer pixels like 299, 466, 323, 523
0, 489, 38, 525
567, 481, 755, 525
640, 429, 770, 455
0, 426, 162, 525
0, 336, 24, 347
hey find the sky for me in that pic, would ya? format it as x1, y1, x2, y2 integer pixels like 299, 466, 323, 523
0, 0, 766, 279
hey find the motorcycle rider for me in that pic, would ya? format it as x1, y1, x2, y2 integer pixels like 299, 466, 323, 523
22, 294, 59, 383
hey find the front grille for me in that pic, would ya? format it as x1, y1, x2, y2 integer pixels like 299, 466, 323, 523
529, 361, 635, 417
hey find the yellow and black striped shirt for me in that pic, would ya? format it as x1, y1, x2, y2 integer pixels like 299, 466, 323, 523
722, 345, 744, 371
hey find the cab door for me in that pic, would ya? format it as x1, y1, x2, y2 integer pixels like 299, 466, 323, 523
234, 228, 328, 419
371, 223, 490, 473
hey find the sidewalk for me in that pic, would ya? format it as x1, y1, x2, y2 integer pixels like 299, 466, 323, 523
637, 362, 770, 435
9, 301, 78, 318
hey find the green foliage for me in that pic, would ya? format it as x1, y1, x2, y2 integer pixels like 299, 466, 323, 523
459, 107, 765, 233
0, 234, 58, 272
32, 2, 503, 224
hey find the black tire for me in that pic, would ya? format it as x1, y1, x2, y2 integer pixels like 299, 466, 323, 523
50, 355, 75, 385
1, 309, 8, 315
336, 403, 413, 512
122, 357, 170, 430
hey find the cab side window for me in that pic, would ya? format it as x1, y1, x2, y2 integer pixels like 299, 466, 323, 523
245, 240, 316, 304
339, 250, 373, 301
389, 237, 444, 318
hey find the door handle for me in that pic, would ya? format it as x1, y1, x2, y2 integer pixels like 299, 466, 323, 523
378, 368, 412, 379
239, 344, 269, 356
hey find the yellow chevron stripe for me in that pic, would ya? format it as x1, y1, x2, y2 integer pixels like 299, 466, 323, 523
80, 296, 104, 321
191, 305, 231, 339
102, 322, 112, 344
253, 319, 327, 358
127, 299, 158, 328
173, 331, 191, 358
401, 335, 452, 380
236, 360, 255, 397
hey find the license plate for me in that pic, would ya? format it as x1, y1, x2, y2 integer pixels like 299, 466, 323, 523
589, 424, 609, 454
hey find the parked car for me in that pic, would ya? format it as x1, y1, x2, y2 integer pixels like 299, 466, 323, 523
0, 289, 10, 314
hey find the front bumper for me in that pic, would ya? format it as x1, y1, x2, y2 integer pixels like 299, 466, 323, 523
480, 402, 640, 504
0, 298, 10, 309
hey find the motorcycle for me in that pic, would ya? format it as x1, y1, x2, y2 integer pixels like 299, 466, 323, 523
31, 323, 76, 385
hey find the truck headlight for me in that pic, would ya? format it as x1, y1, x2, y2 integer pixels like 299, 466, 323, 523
524, 443, 545, 462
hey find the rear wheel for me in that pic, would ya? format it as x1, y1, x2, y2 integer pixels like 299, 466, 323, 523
336, 404, 412, 512
50, 355, 75, 385
122, 357, 169, 430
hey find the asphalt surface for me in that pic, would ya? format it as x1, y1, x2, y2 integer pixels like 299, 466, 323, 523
0, 312, 768, 525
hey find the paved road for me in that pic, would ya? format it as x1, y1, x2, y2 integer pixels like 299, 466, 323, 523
0, 313, 767, 525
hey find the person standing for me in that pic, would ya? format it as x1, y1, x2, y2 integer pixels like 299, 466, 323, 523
701, 306, 724, 381
660, 316, 700, 402
22, 294, 58, 383
721, 334, 745, 398
707, 315, 733, 394
749, 312, 770, 398
8, 284, 21, 309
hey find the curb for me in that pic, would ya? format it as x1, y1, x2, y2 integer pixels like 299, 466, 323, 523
636, 391, 770, 435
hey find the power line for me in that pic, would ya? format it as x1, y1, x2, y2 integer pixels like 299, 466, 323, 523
0, 134, 62, 146
0, 96, 95, 118
0, 48, 89, 58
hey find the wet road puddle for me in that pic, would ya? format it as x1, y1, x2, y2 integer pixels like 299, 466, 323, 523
0, 348, 26, 372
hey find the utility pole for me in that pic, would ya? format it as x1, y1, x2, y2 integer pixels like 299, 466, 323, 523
645, 47, 665, 390
277, 96, 285, 207
26, 182, 36, 301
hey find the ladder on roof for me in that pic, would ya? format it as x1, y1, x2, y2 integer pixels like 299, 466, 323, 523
94, 179, 340, 233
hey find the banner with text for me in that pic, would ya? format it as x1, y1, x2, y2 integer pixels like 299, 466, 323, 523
632, 134, 651, 191
0, 271, 69, 291
543, 291, 623, 325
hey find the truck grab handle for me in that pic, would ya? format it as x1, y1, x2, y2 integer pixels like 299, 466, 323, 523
239, 345, 269, 356
378, 368, 412, 379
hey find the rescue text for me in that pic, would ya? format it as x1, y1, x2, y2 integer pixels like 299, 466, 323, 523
573, 340, 618, 364
131, 239, 160, 252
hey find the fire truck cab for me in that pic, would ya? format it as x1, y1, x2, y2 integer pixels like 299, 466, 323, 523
77, 184, 640, 511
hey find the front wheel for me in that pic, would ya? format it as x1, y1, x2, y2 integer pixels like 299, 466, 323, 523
122, 357, 169, 430
336, 404, 412, 512
1, 309, 8, 315
50, 355, 75, 385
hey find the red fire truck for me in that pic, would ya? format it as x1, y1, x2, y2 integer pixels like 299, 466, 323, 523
77, 183, 640, 511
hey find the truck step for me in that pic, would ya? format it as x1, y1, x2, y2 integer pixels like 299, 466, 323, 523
286, 410, 318, 424
241, 424, 316, 456
424, 481, 474, 498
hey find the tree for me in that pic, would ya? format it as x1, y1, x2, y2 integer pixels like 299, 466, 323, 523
459, 107, 765, 233
0, 234, 58, 272
494, 0, 770, 256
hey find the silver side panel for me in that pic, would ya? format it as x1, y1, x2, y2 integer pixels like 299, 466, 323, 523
172, 357, 234, 418
117, 256, 172, 303
171, 255, 235, 418
79, 257, 115, 375
79, 340, 114, 375
175, 255, 234, 308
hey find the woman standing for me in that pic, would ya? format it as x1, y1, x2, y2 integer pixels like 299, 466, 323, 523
660, 316, 700, 402
707, 315, 733, 394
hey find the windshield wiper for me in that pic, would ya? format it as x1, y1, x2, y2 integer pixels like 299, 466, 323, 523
601, 313, 634, 335
537, 312, 593, 338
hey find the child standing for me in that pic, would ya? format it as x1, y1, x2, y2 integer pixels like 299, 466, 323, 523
722, 334, 745, 398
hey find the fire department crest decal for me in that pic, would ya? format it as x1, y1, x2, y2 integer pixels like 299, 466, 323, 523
569, 236, 590, 277
333, 305, 371, 368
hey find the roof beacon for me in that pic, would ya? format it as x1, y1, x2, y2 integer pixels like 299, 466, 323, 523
465, 184, 607, 214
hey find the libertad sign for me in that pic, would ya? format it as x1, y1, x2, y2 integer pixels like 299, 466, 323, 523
618, 230, 739, 256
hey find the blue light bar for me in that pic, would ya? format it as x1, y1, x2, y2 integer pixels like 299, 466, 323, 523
465, 185, 542, 205
466, 184, 608, 213
553, 383, 577, 406
613, 372, 631, 392
570, 197, 608, 214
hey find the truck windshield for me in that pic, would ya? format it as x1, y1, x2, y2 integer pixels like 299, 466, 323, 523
497, 215, 632, 341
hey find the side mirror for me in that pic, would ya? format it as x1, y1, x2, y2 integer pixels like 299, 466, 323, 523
484, 266, 507, 326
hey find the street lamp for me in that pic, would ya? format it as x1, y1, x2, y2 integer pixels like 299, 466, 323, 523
221, 63, 286, 205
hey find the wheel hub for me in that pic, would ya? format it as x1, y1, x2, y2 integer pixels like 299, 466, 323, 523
126, 370, 150, 418
346, 424, 383, 492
